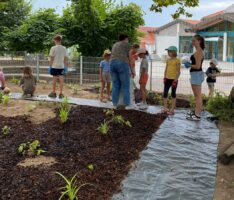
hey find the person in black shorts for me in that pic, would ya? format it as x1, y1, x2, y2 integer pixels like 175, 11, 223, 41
48, 35, 68, 99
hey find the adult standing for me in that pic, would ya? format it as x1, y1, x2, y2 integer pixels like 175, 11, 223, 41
110, 34, 132, 108
185, 35, 205, 121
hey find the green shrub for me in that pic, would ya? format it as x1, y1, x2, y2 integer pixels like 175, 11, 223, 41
206, 93, 234, 122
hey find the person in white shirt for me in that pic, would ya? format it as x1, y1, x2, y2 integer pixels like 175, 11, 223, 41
48, 35, 68, 99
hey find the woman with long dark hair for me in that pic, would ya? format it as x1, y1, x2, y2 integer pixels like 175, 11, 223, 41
185, 35, 205, 121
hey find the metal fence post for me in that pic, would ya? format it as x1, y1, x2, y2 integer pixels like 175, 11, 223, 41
150, 58, 153, 91
36, 54, 39, 81
80, 56, 83, 85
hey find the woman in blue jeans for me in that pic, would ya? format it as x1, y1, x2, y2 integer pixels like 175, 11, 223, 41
110, 34, 132, 108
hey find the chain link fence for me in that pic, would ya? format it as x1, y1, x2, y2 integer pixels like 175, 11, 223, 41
1, 52, 234, 95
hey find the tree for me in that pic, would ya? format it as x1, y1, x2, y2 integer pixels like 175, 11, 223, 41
0, 0, 31, 50
6, 9, 61, 53
91, 0, 116, 20
63, 0, 106, 56
151, 0, 199, 19
104, 3, 144, 47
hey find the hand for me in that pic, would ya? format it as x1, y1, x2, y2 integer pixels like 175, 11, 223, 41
48, 66, 52, 74
172, 80, 178, 89
163, 78, 167, 84
184, 62, 191, 69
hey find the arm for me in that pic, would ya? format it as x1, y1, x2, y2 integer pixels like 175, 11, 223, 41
174, 62, 181, 81
191, 51, 203, 70
64, 56, 68, 67
49, 56, 54, 67
19, 78, 24, 87
99, 63, 103, 81
164, 62, 168, 78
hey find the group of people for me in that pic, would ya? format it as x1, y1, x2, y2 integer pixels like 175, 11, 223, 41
99, 34, 220, 121
0, 34, 221, 121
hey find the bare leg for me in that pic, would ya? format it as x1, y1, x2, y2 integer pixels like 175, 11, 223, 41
163, 98, 168, 111
100, 81, 105, 101
192, 85, 203, 116
107, 82, 111, 100
170, 98, 176, 113
58, 76, 64, 94
52, 76, 57, 93
140, 84, 146, 103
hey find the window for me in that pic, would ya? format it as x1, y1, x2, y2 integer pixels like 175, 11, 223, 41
227, 37, 234, 62
179, 36, 193, 53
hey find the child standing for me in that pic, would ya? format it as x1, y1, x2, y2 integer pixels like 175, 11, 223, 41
163, 46, 181, 115
20, 66, 37, 97
0, 68, 10, 94
206, 58, 220, 97
137, 48, 149, 110
129, 44, 139, 105
99, 49, 111, 102
49, 35, 68, 99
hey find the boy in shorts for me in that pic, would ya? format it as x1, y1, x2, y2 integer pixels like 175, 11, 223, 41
49, 35, 68, 99
99, 49, 111, 101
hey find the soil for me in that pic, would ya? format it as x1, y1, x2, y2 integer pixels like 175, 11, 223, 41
5, 80, 100, 100
213, 122, 234, 200
0, 104, 166, 200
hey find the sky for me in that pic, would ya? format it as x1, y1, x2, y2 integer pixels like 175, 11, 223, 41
32, 0, 234, 27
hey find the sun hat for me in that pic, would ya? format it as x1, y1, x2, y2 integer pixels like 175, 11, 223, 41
165, 46, 178, 52
103, 49, 111, 56
210, 58, 218, 66
138, 48, 147, 54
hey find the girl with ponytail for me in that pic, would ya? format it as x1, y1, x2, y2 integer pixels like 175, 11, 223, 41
185, 34, 205, 121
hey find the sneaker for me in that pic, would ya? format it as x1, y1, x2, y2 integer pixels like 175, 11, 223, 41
139, 103, 148, 110
125, 105, 136, 110
59, 94, 65, 99
48, 92, 57, 98
186, 113, 201, 121
136, 102, 143, 106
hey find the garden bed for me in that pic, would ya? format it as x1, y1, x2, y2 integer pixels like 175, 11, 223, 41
0, 104, 166, 200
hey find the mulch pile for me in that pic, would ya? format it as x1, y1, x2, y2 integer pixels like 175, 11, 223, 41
0, 106, 166, 200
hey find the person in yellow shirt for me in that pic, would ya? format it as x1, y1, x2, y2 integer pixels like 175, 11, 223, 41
163, 46, 181, 115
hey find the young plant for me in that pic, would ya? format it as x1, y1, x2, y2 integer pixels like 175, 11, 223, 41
11, 76, 20, 85
59, 97, 70, 124
97, 121, 109, 135
56, 172, 91, 200
87, 164, 94, 172
18, 143, 27, 155
60, 108, 69, 124
18, 140, 46, 156
2, 125, 11, 136
0, 92, 3, 103
27, 104, 36, 112
3, 95, 9, 105
104, 109, 114, 117
113, 115, 125, 125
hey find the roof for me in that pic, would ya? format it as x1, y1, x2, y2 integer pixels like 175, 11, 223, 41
138, 26, 158, 33
155, 19, 198, 33
202, 11, 225, 20
138, 26, 157, 45
181, 19, 200, 25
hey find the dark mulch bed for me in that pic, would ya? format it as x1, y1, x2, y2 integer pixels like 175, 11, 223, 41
0, 106, 166, 200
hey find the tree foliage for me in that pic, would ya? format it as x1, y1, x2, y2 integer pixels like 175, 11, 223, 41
151, 0, 199, 19
6, 9, 60, 52
0, 0, 31, 50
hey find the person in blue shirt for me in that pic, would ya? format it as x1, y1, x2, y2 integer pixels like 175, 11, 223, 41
99, 49, 111, 102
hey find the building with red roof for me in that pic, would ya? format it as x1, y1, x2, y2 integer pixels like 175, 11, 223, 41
138, 26, 157, 54
154, 4, 234, 62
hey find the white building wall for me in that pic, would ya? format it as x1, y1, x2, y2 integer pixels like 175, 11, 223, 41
156, 36, 179, 59
155, 22, 195, 59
